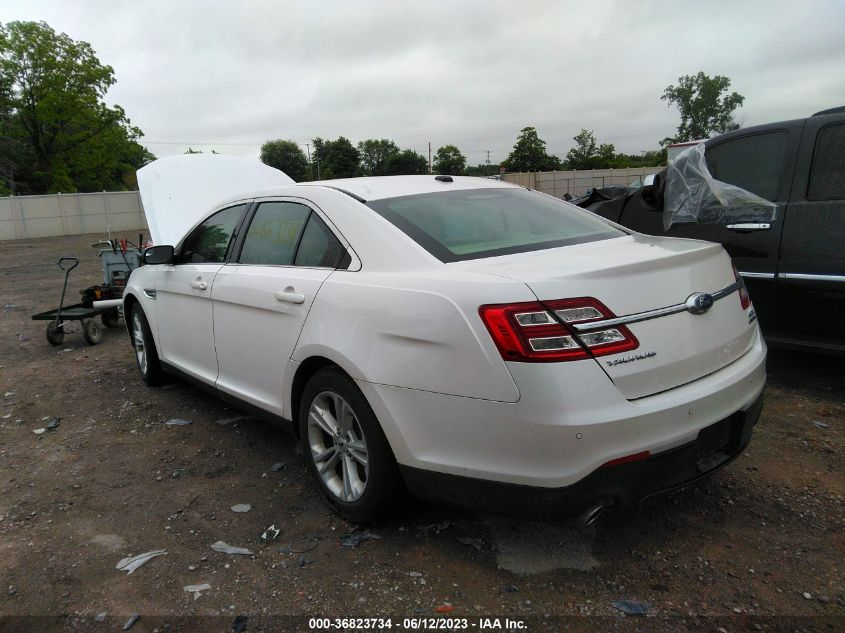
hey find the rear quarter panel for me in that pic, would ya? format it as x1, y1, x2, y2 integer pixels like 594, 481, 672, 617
292, 268, 536, 403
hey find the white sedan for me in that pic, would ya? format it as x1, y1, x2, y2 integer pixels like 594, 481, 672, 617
126, 155, 766, 524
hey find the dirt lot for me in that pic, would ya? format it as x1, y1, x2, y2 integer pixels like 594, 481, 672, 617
0, 233, 843, 632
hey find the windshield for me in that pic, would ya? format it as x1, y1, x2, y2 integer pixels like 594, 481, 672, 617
367, 188, 625, 262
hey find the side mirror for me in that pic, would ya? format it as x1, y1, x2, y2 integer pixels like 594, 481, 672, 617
143, 245, 174, 265
641, 173, 662, 206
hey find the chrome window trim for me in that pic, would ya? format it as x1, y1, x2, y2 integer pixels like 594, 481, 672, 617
239, 195, 362, 271
738, 271, 776, 279
572, 280, 743, 333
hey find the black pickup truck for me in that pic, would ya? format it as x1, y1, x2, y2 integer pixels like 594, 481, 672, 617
587, 107, 845, 354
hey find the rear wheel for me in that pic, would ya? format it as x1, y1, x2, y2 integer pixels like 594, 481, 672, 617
83, 319, 103, 345
299, 367, 403, 523
101, 309, 120, 328
130, 306, 164, 386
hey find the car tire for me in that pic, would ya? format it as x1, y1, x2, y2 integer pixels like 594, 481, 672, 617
129, 305, 164, 386
299, 367, 403, 524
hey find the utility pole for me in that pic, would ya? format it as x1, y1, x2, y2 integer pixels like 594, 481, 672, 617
428, 142, 432, 174
305, 143, 312, 181
486, 150, 491, 175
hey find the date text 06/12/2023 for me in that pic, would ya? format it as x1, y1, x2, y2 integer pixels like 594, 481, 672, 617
307, 617, 527, 630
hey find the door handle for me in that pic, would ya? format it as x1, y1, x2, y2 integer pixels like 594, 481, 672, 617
190, 280, 208, 290
275, 289, 305, 304
726, 223, 771, 232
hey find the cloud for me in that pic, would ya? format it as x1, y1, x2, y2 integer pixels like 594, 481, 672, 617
2, 0, 843, 163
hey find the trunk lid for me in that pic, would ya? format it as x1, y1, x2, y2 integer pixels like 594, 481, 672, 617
454, 234, 756, 399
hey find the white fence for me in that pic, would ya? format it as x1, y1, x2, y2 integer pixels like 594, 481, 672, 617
0, 191, 147, 241
502, 167, 659, 198
0, 171, 662, 241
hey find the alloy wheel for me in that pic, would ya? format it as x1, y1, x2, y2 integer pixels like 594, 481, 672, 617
132, 312, 147, 375
307, 391, 369, 502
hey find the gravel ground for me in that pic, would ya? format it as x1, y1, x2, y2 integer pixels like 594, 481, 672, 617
0, 233, 842, 632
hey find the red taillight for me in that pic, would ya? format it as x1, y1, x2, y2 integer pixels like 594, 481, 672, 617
732, 264, 751, 310
600, 450, 651, 468
479, 297, 639, 363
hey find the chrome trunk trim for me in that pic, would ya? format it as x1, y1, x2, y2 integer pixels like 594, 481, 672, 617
572, 280, 744, 333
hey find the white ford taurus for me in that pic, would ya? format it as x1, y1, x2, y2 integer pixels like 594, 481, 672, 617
126, 155, 766, 523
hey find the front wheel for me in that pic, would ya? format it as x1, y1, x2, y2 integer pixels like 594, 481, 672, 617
299, 367, 403, 523
129, 306, 164, 386
45, 322, 64, 346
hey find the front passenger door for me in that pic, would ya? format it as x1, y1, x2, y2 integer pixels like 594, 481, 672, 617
155, 204, 246, 382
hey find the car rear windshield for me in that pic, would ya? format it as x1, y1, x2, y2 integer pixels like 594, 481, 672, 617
366, 188, 626, 262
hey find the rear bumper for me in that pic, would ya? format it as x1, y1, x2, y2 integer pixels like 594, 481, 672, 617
357, 328, 766, 488
400, 390, 764, 519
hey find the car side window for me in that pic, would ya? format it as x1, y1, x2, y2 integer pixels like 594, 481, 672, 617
705, 131, 788, 201
808, 123, 845, 201
178, 204, 245, 264
239, 201, 310, 266
294, 213, 348, 268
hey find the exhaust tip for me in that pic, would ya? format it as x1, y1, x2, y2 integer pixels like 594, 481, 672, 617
580, 498, 614, 526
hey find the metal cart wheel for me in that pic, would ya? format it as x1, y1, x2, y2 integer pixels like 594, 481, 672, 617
46, 322, 64, 346
83, 319, 103, 345
101, 309, 120, 328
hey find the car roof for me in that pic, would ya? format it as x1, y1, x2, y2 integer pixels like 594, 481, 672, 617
138, 155, 524, 246
293, 175, 519, 201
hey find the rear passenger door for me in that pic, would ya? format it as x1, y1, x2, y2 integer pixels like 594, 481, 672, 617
212, 198, 350, 415
772, 117, 845, 346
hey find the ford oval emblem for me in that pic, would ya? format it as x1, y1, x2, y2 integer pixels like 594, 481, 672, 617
686, 292, 714, 315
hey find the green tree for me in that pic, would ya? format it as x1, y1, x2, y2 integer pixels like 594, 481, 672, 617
386, 149, 428, 175
502, 127, 560, 172
433, 144, 466, 175
0, 20, 153, 193
613, 149, 667, 168
357, 139, 399, 176
465, 163, 501, 177
596, 143, 616, 167
312, 136, 359, 179
72, 115, 154, 190
259, 139, 308, 181
661, 72, 745, 143
565, 129, 598, 170
565, 130, 619, 169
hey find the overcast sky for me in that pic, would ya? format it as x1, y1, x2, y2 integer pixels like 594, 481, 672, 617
2, 0, 844, 165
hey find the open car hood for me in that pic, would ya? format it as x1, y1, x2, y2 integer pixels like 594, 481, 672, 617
137, 154, 294, 245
